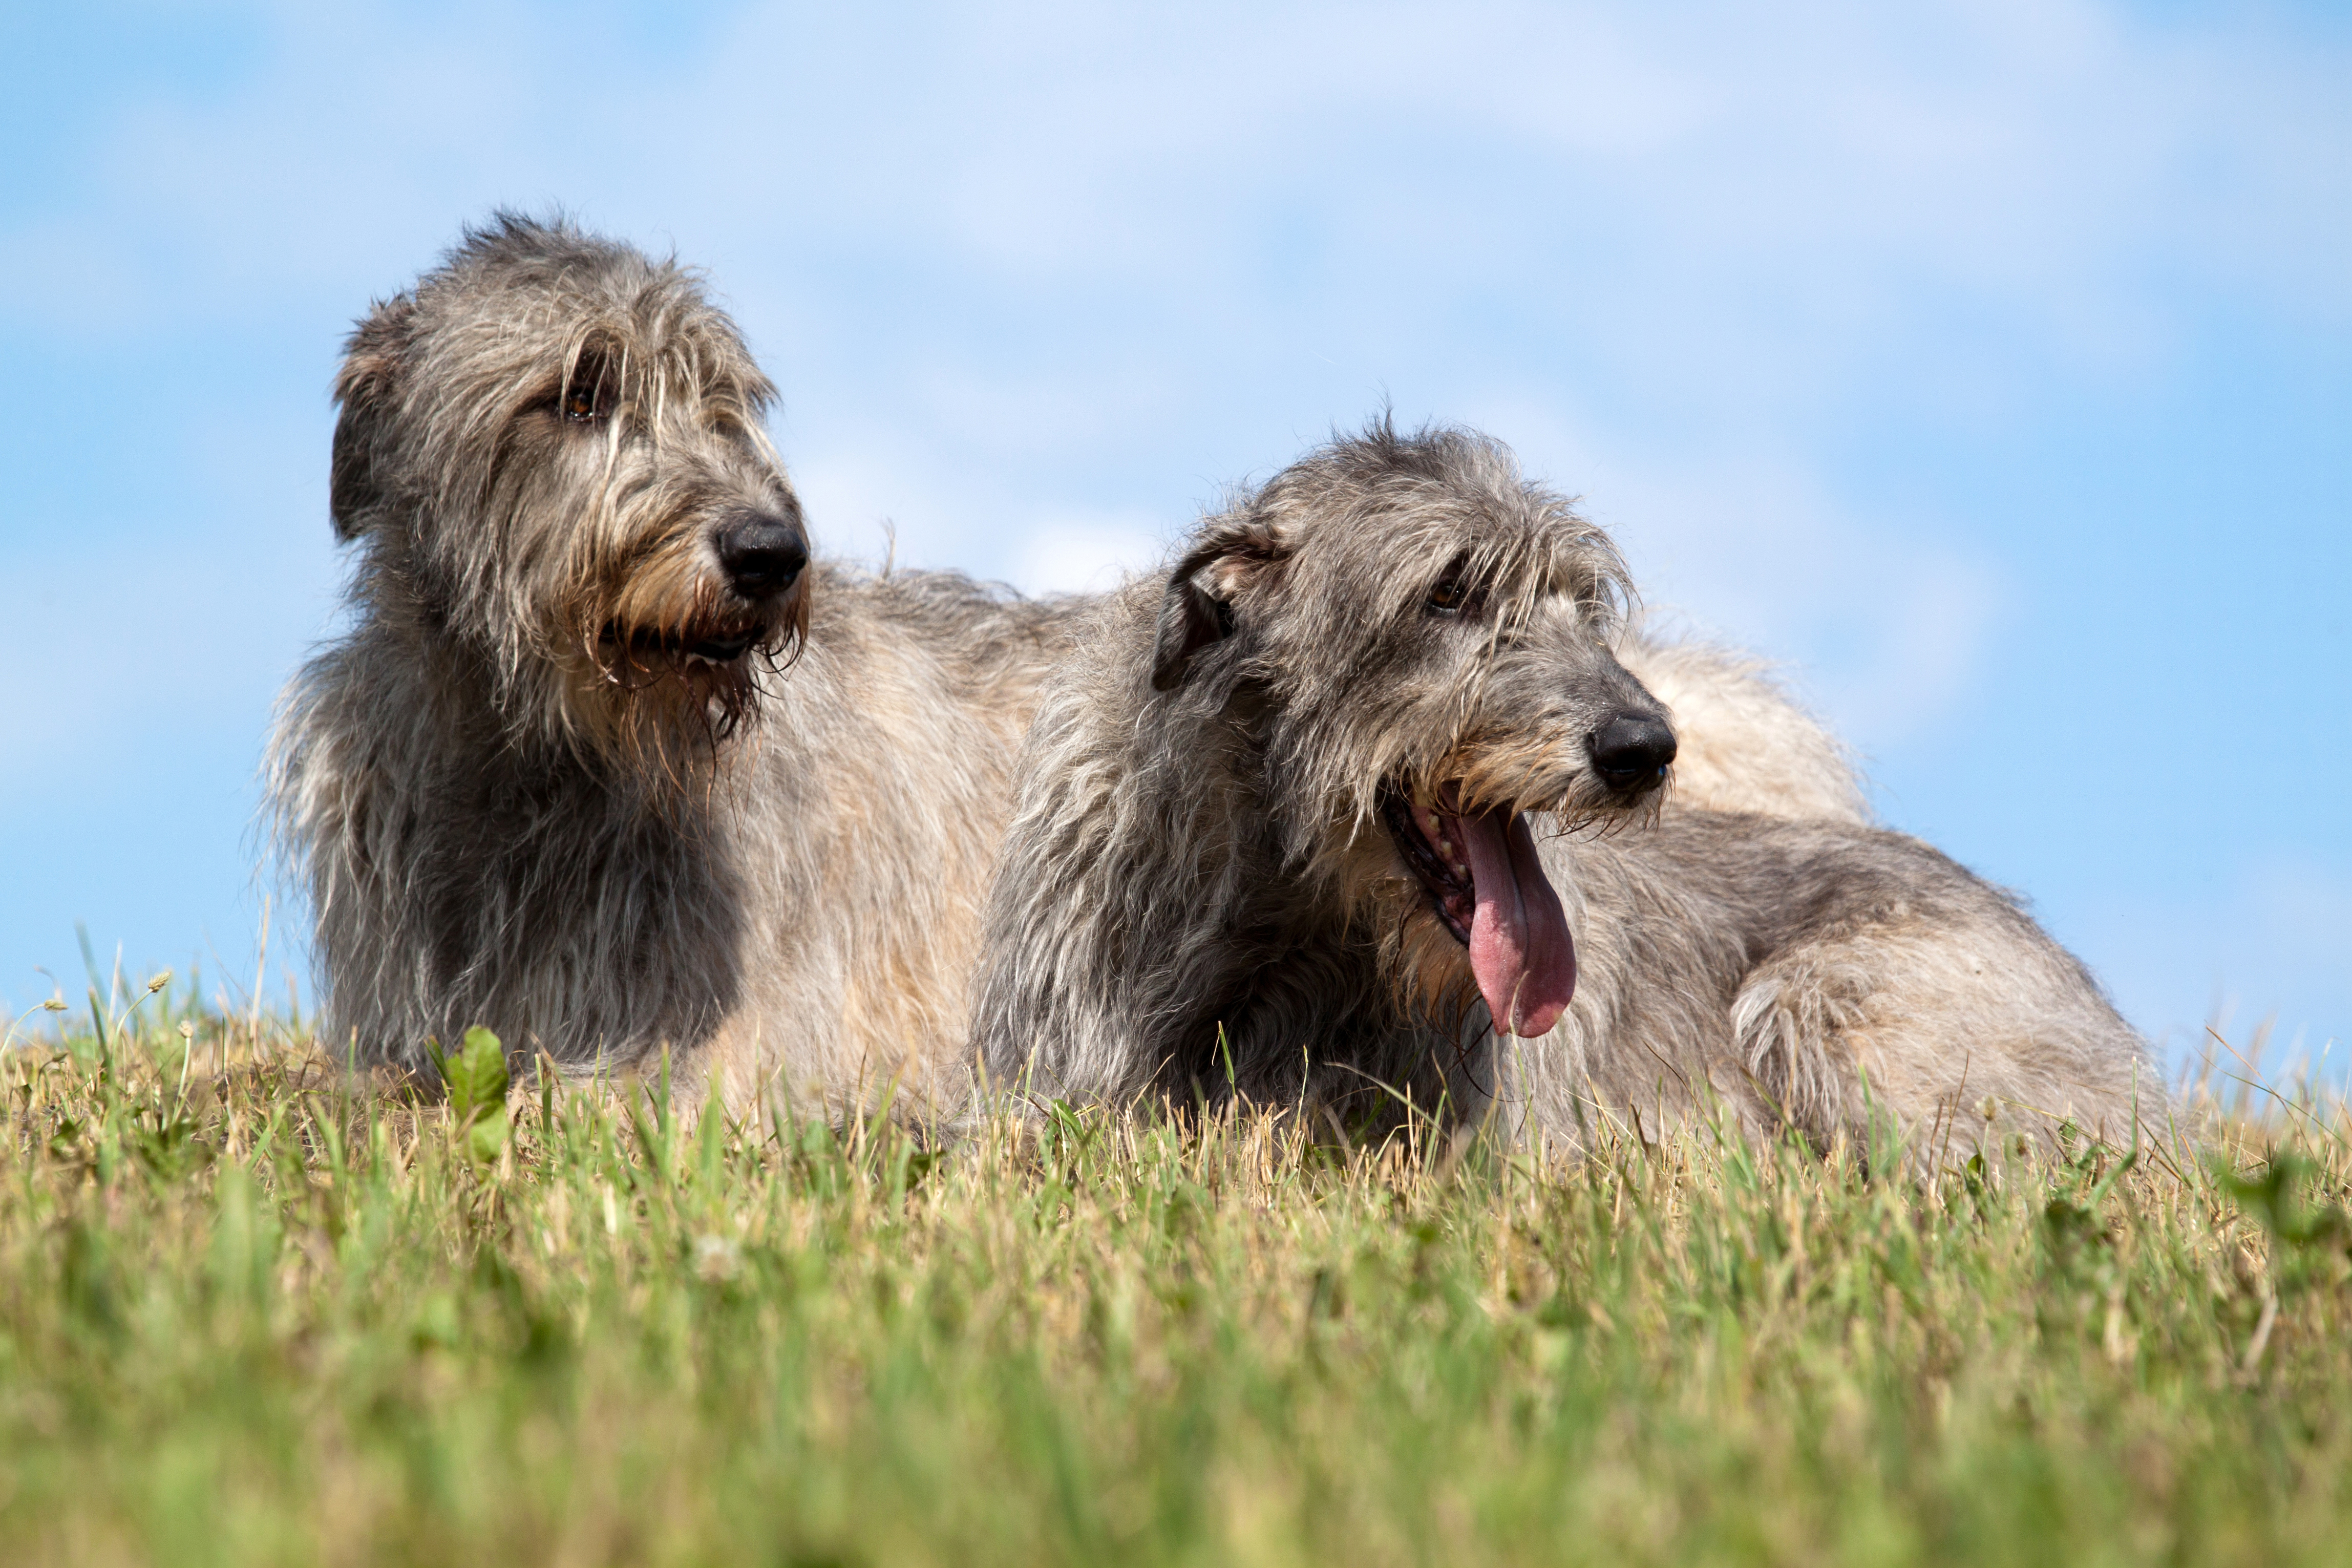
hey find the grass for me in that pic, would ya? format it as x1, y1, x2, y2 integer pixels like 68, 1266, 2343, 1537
2, 972, 2349, 1566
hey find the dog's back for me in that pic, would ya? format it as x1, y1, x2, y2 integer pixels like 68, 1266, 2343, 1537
680, 566, 1082, 1115
1615, 630, 1870, 825
1502, 813, 2153, 1159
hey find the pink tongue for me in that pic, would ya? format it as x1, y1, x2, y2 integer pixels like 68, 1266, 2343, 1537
1452, 810, 1576, 1037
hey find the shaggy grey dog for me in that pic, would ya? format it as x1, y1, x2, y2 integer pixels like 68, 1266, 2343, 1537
971, 422, 2151, 1157
270, 215, 1068, 1118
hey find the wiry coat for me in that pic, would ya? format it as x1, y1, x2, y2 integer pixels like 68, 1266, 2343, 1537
971, 423, 2153, 1157
270, 217, 1069, 1116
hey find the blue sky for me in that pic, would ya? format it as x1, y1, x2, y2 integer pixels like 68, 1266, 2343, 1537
4, 1, 2346, 1075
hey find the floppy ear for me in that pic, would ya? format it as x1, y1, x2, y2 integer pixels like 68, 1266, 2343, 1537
328, 298, 414, 541
1148, 516, 1287, 691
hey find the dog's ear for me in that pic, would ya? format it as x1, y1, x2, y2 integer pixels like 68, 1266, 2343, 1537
328, 298, 414, 541
1149, 516, 1288, 691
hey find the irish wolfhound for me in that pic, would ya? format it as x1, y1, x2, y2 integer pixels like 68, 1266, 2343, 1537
970, 422, 2150, 1158
270, 215, 1069, 1118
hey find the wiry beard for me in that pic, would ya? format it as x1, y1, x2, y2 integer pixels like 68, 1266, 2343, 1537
561, 586, 809, 794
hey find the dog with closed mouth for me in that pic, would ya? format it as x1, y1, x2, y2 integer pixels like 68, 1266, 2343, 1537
270, 214, 1072, 1119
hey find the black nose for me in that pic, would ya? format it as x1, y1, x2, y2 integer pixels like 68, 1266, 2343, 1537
1588, 711, 1677, 791
715, 512, 808, 602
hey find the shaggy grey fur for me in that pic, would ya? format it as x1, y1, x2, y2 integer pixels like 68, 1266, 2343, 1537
971, 422, 2152, 1157
270, 215, 1069, 1117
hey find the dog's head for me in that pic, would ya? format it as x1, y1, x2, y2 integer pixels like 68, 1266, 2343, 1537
1146, 420, 1674, 1039
328, 213, 808, 767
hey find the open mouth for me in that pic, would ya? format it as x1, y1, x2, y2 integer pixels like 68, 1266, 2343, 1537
601, 624, 763, 666
1382, 786, 1578, 1039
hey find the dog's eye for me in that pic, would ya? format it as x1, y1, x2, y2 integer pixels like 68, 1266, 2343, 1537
562, 380, 604, 422
1426, 575, 1470, 615
556, 358, 613, 424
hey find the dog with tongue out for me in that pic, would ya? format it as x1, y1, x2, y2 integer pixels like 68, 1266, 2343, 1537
968, 415, 1688, 1139
970, 420, 2154, 1161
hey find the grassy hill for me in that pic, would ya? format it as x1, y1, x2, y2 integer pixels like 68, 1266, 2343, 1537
0, 980, 2344, 1565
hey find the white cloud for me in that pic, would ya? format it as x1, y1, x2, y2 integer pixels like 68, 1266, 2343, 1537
1011, 515, 1168, 597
